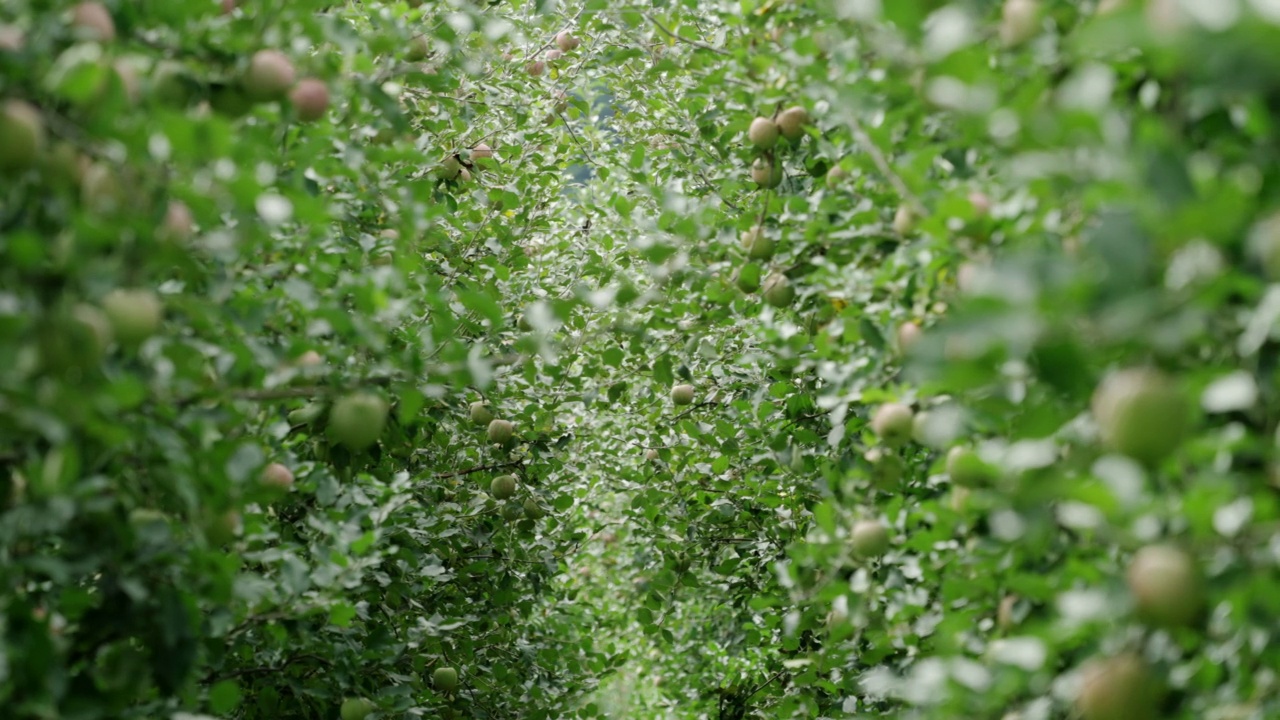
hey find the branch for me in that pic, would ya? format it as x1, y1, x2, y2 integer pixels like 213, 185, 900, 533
647, 15, 729, 55
431, 459, 524, 479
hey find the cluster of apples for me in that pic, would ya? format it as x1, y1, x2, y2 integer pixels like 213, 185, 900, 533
525, 29, 581, 77
745, 105, 811, 189
732, 224, 795, 309
469, 401, 549, 520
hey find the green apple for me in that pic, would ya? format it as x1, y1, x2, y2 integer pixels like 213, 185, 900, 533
849, 519, 889, 558
740, 225, 774, 260
1075, 654, 1163, 720
670, 384, 695, 406
433, 666, 459, 692
644, 448, 660, 461
243, 49, 296, 101
327, 392, 390, 451
102, 288, 162, 346
407, 35, 430, 61
734, 262, 762, 293
522, 498, 545, 519
761, 273, 794, 308
776, 106, 810, 142
946, 447, 994, 487
340, 698, 375, 720
501, 503, 523, 522
487, 418, 515, 445
1091, 367, 1188, 465
751, 157, 782, 189
825, 166, 850, 189
1126, 544, 1202, 627
490, 474, 517, 500
864, 448, 904, 489
892, 205, 915, 235
0, 100, 45, 171
1000, 0, 1041, 47
871, 402, 914, 448
470, 401, 495, 426
748, 117, 779, 150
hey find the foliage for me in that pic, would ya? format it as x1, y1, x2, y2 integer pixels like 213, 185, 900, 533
3, 0, 1280, 719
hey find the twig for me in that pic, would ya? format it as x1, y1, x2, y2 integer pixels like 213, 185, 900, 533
646, 15, 729, 55
431, 459, 524, 479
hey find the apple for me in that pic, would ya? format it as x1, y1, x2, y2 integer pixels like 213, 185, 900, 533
776, 106, 810, 142
206, 509, 242, 546
487, 418, 515, 445
221, 0, 237, 14
0, 24, 25, 52
996, 594, 1019, 630
470, 401, 494, 426
1126, 544, 1202, 627
327, 392, 390, 451
1000, 0, 1041, 46
71, 2, 115, 42
295, 350, 324, 367
740, 226, 774, 260
434, 666, 459, 692
526, 60, 546, 76
849, 519, 889, 558
438, 155, 462, 180
946, 447, 994, 487
102, 288, 163, 346
490, 474, 517, 500
0, 100, 45, 171
644, 448, 660, 461
825, 166, 849, 189
546, 49, 562, 61
243, 50, 296, 101
864, 448, 904, 489
81, 163, 125, 213
1075, 654, 1163, 720
407, 35, 430, 61
734, 262, 762, 293
160, 200, 194, 242
287, 402, 325, 426
340, 698, 375, 720
761, 273, 794, 308
471, 143, 493, 160
896, 321, 921, 353
670, 384, 695, 406
261, 462, 294, 491
501, 503, 523, 522
892, 205, 915, 235
948, 486, 971, 513
290, 78, 329, 121
871, 402, 914, 447
1090, 367, 1188, 465
555, 31, 580, 51
751, 157, 782, 189
522, 498, 546, 519
748, 117, 779, 150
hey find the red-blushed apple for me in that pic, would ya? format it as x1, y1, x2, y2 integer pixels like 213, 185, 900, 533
261, 462, 295, 491
243, 50, 296, 101
290, 78, 329, 121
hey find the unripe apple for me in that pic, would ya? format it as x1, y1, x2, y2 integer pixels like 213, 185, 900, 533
470, 401, 494, 426
761, 273, 794, 308
734, 262, 762, 293
438, 155, 462, 180
892, 205, 915, 235
161, 200, 194, 242
517, 314, 533, 332
71, 2, 115, 42
340, 698, 375, 720
206, 509, 242, 546
471, 143, 493, 160
1075, 654, 1163, 720
546, 49, 562, 61
407, 35, 430, 61
327, 392, 390, 451
552, 89, 569, 113
849, 519, 889, 558
261, 462, 295, 491
0, 100, 45, 171
526, 60, 546, 76
948, 486, 971, 513
776, 106, 810, 142
946, 446, 994, 487
102, 288, 163, 346
644, 448, 660, 461
1126, 544, 1203, 627
458, 168, 472, 183
1091, 367, 1188, 465
825, 166, 849, 189
555, 31, 580, 51
287, 402, 325, 426
522, 498, 546, 519
1000, 0, 1041, 46
243, 50, 296, 101
501, 503, 523, 522
490, 474, 517, 500
864, 448, 904, 489
748, 117, 779, 150
896, 321, 921, 353
295, 350, 324, 367
0, 24, 25, 52
751, 157, 782, 189
433, 666, 459, 693
740, 226, 774, 260
670, 384, 695, 406
487, 418, 515, 444
871, 402, 914, 447
290, 78, 328, 121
